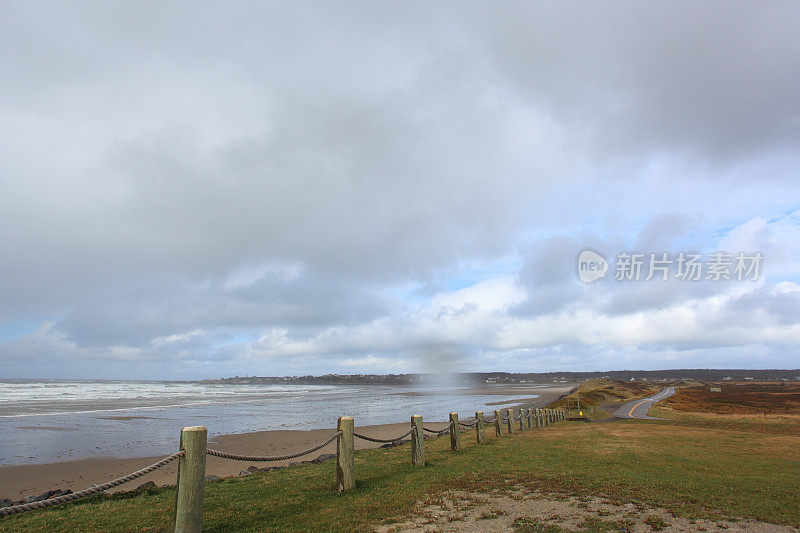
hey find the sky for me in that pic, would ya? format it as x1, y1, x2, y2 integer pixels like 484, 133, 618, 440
1, 2, 799, 379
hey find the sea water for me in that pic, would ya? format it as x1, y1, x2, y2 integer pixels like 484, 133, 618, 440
0, 380, 550, 465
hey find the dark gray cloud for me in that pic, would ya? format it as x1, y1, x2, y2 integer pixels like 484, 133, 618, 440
468, 2, 800, 162
56, 268, 391, 348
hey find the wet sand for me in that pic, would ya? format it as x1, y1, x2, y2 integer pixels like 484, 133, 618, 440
0, 384, 574, 501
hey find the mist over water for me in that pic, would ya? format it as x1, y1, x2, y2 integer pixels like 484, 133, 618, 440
415, 373, 463, 388
0, 380, 548, 466
418, 347, 463, 387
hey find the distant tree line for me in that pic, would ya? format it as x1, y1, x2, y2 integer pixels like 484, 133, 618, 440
202, 368, 800, 385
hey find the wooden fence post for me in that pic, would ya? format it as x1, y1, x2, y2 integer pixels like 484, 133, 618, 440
506, 408, 514, 434
476, 411, 486, 444
174, 426, 206, 533
337, 416, 355, 491
519, 408, 525, 431
411, 414, 424, 466
494, 409, 502, 437
529, 408, 535, 428
449, 413, 461, 451
536, 408, 542, 428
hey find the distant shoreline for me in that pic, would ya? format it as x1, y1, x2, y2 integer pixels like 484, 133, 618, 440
199, 368, 800, 386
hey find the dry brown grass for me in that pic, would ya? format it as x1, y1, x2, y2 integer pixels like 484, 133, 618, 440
664, 383, 800, 415
552, 378, 663, 409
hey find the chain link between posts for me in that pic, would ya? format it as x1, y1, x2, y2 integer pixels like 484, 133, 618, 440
0, 451, 185, 517
353, 428, 413, 444
422, 425, 450, 435
206, 431, 342, 462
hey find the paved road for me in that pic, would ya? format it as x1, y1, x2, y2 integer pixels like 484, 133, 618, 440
614, 386, 676, 419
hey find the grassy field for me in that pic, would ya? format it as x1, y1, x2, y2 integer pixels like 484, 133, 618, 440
2, 399, 798, 532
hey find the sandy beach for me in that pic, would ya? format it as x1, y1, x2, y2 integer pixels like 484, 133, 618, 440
0, 422, 441, 502
0, 384, 574, 501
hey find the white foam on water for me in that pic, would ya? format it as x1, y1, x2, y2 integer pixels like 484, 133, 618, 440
0, 380, 342, 417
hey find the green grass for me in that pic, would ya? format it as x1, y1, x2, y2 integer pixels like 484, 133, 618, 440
2, 412, 798, 532
567, 406, 610, 421
512, 516, 563, 532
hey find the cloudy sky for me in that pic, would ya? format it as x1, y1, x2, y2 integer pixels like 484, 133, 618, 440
1, 2, 799, 379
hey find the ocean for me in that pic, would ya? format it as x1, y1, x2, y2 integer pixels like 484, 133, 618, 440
0, 380, 550, 466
